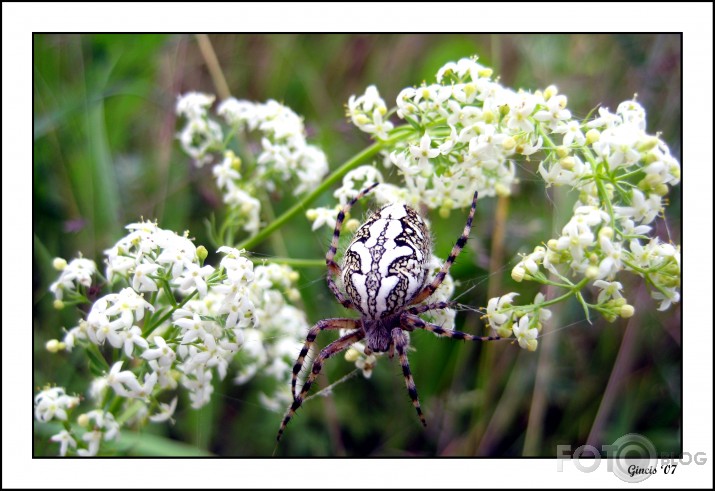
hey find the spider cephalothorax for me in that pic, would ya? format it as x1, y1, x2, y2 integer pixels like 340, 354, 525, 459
277, 184, 502, 442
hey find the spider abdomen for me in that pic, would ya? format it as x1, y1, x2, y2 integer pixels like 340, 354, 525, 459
342, 203, 431, 319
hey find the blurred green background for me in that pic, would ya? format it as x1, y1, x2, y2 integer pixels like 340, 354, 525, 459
33, 34, 681, 456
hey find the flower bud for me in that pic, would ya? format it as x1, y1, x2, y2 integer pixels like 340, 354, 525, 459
654, 183, 669, 196
494, 183, 511, 197
344, 348, 360, 363
345, 218, 361, 233
196, 246, 208, 262
53, 258, 68, 271
288, 288, 301, 303
556, 146, 569, 159
585, 129, 600, 145
560, 156, 576, 171
502, 136, 516, 151
598, 227, 614, 240
46, 339, 61, 353
511, 266, 526, 283
477, 67, 493, 78
619, 304, 635, 318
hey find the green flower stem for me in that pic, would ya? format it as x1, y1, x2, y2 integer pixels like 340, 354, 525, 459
236, 139, 390, 252
509, 277, 591, 318
143, 289, 199, 337
247, 256, 325, 268
116, 399, 147, 425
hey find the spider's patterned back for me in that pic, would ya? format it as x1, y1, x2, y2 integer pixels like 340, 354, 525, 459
342, 203, 431, 319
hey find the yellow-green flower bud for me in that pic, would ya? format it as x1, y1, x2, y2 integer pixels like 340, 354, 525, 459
556, 146, 569, 159
599, 227, 614, 240
345, 218, 361, 233
477, 68, 493, 78
494, 183, 511, 197
637, 136, 659, 152
288, 288, 301, 303
544, 85, 558, 100
46, 339, 61, 353
560, 156, 576, 171
344, 348, 360, 363
53, 258, 68, 271
654, 183, 669, 196
620, 304, 635, 318
585, 129, 600, 145
196, 245, 208, 262
502, 136, 516, 151
512, 266, 526, 283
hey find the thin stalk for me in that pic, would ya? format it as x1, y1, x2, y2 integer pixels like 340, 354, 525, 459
236, 140, 385, 251
195, 34, 231, 100
247, 256, 325, 268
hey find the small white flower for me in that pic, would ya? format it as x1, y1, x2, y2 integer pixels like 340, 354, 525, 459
409, 133, 440, 171
356, 354, 377, 379
149, 397, 178, 423
174, 262, 215, 298
306, 207, 339, 231
132, 263, 161, 292
176, 92, 215, 119
141, 336, 176, 367
34, 387, 79, 423
512, 315, 538, 351
593, 280, 624, 303
50, 430, 77, 457
486, 292, 519, 330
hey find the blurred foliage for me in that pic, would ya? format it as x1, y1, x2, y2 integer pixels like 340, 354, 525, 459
33, 34, 681, 456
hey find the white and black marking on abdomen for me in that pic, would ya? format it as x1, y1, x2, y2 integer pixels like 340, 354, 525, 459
342, 203, 431, 319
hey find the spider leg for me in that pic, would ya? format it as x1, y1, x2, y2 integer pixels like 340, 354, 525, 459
277, 328, 366, 442
408, 191, 478, 306
325, 182, 379, 309
401, 312, 501, 342
392, 328, 427, 427
291, 318, 359, 400
405, 301, 453, 316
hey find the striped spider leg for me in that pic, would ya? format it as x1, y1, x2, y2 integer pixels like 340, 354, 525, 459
277, 185, 504, 442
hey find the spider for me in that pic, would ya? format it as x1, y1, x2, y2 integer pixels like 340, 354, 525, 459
276, 183, 502, 442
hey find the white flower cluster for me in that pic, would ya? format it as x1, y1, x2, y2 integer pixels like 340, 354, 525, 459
486, 292, 552, 351
217, 98, 329, 195
49, 256, 97, 302
34, 386, 80, 423
347, 85, 394, 140
41, 222, 309, 455
176, 92, 223, 167
36, 406, 121, 457
510, 100, 681, 314
346, 57, 547, 213
176, 93, 330, 237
